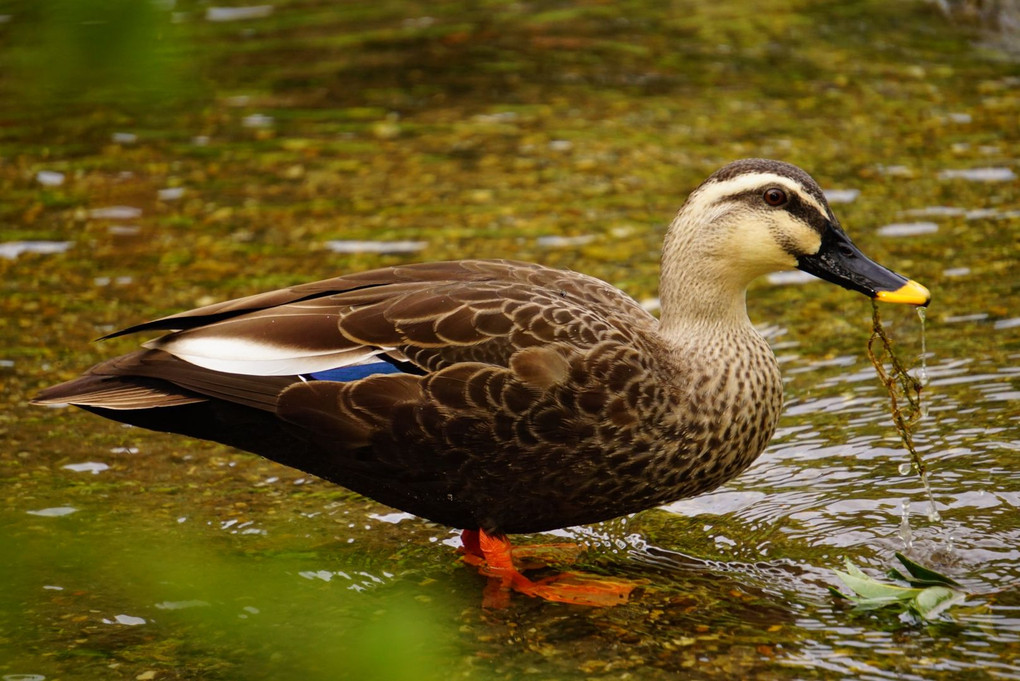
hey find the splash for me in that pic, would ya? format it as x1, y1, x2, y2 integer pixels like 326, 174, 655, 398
898, 500, 913, 549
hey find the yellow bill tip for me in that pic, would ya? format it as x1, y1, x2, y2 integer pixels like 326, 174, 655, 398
874, 279, 931, 306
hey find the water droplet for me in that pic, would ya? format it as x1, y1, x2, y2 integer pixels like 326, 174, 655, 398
898, 502, 913, 548
899, 462, 913, 475
917, 465, 942, 524
916, 307, 929, 391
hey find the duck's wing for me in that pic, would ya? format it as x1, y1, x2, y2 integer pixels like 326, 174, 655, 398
34, 259, 658, 413
130, 259, 658, 377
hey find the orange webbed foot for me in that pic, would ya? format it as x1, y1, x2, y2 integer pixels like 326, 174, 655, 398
458, 529, 639, 608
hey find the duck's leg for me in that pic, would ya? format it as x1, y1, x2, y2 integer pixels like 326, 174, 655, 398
460, 529, 582, 570
459, 529, 638, 607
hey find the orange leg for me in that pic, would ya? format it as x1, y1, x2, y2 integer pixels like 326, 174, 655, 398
458, 529, 639, 608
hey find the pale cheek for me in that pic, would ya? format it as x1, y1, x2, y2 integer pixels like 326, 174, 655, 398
791, 228, 822, 257
725, 225, 798, 275
756, 217, 823, 269
745, 242, 798, 274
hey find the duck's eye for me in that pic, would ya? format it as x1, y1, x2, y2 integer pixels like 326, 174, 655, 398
763, 188, 787, 206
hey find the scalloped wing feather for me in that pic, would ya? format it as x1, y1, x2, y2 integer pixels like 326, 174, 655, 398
139, 261, 656, 378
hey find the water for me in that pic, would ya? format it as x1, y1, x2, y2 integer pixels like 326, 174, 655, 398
914, 306, 941, 524
1, 1, 1018, 679
918, 306, 930, 391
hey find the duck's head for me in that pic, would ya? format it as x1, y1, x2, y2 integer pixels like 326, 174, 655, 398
661, 158, 930, 325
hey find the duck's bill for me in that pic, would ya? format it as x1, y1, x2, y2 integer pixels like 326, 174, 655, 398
796, 225, 931, 307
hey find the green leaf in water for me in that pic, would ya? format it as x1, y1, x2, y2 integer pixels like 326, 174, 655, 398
834, 562, 924, 601
832, 557, 967, 621
894, 552, 963, 588
846, 595, 913, 612
914, 586, 967, 620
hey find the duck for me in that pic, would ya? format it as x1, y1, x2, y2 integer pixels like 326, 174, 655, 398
33, 159, 931, 606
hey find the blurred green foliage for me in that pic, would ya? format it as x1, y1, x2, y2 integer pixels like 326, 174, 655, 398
0, 514, 459, 681
2, 0, 195, 108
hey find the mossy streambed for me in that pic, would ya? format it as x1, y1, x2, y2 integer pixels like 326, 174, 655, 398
1, 1, 1018, 679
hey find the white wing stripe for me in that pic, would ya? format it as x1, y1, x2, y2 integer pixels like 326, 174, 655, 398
149, 336, 388, 376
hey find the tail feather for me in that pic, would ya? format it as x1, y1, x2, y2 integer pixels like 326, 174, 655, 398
31, 348, 293, 412
31, 373, 205, 409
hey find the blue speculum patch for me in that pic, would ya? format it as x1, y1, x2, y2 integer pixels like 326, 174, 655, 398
307, 361, 405, 382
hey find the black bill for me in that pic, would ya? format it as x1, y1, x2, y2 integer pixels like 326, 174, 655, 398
797, 223, 931, 306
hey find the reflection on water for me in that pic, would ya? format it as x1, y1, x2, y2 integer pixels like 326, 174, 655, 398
206, 6, 275, 23
61, 461, 110, 474
938, 167, 1017, 182
0, 241, 72, 259
877, 222, 940, 237
102, 614, 147, 626
24, 506, 79, 517
88, 206, 143, 220
35, 170, 65, 187
325, 239, 429, 254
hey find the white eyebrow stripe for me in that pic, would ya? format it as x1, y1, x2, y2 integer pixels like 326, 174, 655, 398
690, 172, 831, 219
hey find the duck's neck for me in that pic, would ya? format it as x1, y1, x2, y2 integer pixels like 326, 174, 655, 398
656, 210, 757, 341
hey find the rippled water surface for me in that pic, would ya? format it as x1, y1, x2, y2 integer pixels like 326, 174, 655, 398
1, 1, 1018, 679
